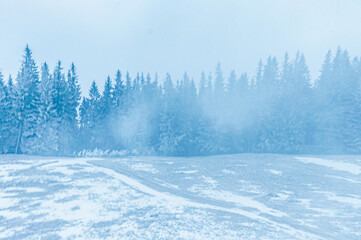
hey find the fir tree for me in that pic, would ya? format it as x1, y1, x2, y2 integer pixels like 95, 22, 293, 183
5, 75, 19, 153
52, 61, 71, 154
66, 63, 81, 132
80, 81, 101, 149
100, 76, 114, 148
113, 70, 124, 110
199, 71, 207, 100
213, 62, 225, 99
0, 71, 9, 153
159, 73, 178, 155
102, 76, 113, 115
15, 45, 41, 154
36, 62, 59, 155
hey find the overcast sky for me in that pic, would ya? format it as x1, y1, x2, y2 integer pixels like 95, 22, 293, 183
1, 0, 361, 93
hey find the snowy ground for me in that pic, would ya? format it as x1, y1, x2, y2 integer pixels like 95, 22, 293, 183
0, 154, 361, 239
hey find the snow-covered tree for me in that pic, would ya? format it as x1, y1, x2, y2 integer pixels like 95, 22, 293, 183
99, 76, 114, 148
0, 71, 10, 153
15, 45, 41, 154
159, 73, 178, 155
113, 70, 124, 110
4, 75, 19, 153
65, 63, 81, 137
79, 80, 101, 149
35, 62, 59, 155
4, 46, 361, 156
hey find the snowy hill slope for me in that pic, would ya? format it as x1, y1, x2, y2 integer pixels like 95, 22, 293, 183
0, 154, 360, 239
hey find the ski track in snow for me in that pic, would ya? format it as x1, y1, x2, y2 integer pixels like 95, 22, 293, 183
296, 157, 361, 175
1, 155, 361, 239
90, 161, 325, 240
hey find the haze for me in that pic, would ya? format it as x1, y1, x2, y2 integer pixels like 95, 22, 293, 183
1, 0, 361, 92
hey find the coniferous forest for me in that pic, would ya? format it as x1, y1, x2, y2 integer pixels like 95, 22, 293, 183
1, 46, 361, 156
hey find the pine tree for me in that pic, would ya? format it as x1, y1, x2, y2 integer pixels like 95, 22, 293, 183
7, 45, 361, 156
130, 72, 156, 154
36, 62, 59, 155
15, 45, 41, 154
315, 50, 332, 89
5, 75, 19, 153
140, 73, 145, 91
99, 76, 114, 148
174, 73, 200, 155
51, 61, 72, 154
334, 50, 361, 152
213, 62, 225, 99
125, 71, 132, 92
80, 81, 101, 149
65, 63, 81, 145
159, 73, 178, 155
280, 52, 292, 88
52, 61, 67, 118
113, 70, 124, 110
0, 71, 9, 153
257, 56, 279, 152
102, 76, 113, 115
259, 53, 312, 153
133, 73, 141, 98
227, 70, 237, 96
211, 63, 228, 148
199, 71, 207, 100
123, 71, 132, 110
262, 56, 279, 91
201, 72, 213, 113
148, 73, 162, 151
89, 80, 101, 144
313, 50, 335, 151
79, 97, 91, 150
313, 48, 359, 153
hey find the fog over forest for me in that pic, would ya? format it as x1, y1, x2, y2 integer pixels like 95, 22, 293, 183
1, 46, 361, 156
2, 2, 361, 239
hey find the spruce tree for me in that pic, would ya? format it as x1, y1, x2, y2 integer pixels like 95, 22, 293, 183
199, 71, 207, 100
52, 61, 71, 154
15, 45, 41, 154
0, 72, 9, 153
113, 70, 124, 110
84, 81, 101, 149
159, 73, 178, 155
65, 63, 81, 150
257, 56, 279, 152
5, 75, 19, 153
100, 76, 114, 148
213, 62, 225, 99
36, 62, 59, 155
265, 53, 311, 153
334, 50, 361, 152
102, 76, 113, 115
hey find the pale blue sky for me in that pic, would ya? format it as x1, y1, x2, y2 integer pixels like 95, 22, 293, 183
1, 0, 361, 93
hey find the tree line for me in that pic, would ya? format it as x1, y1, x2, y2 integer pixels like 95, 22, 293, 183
1, 46, 361, 156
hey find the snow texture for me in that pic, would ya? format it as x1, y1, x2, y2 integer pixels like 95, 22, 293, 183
1, 154, 361, 239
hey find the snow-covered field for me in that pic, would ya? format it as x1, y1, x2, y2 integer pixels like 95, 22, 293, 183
1, 154, 361, 239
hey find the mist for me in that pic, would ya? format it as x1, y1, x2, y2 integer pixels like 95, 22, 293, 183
2, 45, 360, 156
2, 2, 361, 239
1, 1, 361, 156
1, 0, 361, 93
